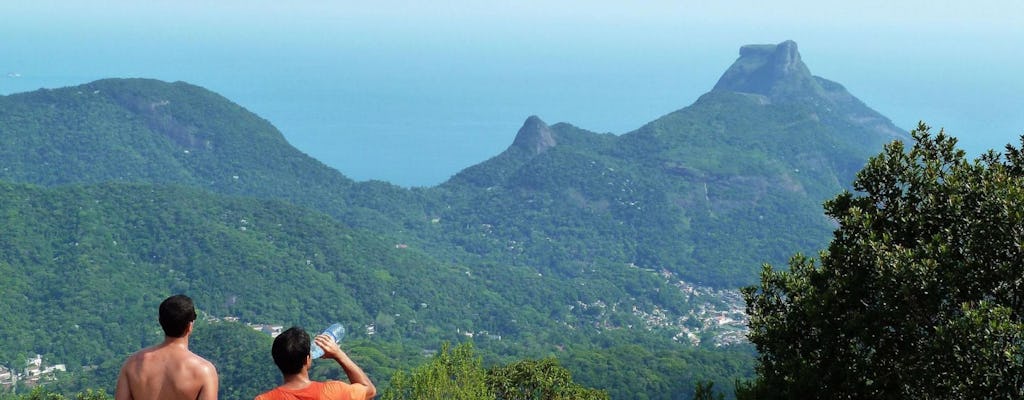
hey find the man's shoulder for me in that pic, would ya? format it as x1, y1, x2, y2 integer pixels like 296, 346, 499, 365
192, 352, 217, 369
322, 381, 369, 400
180, 349, 216, 373
120, 348, 149, 369
254, 387, 285, 400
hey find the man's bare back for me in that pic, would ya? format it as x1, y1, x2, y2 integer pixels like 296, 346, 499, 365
116, 340, 218, 400
116, 295, 218, 400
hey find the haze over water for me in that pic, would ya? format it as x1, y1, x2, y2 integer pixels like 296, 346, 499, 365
3, 1, 1022, 187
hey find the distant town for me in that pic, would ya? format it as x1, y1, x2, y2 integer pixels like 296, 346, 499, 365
0, 354, 66, 390
629, 266, 749, 347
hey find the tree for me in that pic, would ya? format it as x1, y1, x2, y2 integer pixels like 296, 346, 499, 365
692, 380, 725, 400
380, 342, 490, 400
380, 342, 608, 400
741, 123, 1024, 398
2, 388, 109, 400
487, 358, 609, 400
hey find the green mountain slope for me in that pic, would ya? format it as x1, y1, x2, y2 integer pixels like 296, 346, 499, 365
0, 77, 447, 246
0, 181, 468, 356
0, 78, 373, 219
436, 40, 907, 286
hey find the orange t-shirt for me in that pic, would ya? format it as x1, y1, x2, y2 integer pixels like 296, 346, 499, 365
255, 381, 370, 400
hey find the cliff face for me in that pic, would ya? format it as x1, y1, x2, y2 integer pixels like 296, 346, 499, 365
511, 115, 557, 155
712, 40, 817, 101
712, 40, 905, 140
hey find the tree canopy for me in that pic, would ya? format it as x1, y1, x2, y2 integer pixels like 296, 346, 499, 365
741, 123, 1024, 398
380, 342, 608, 400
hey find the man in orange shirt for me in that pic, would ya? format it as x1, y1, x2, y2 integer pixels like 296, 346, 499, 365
115, 294, 219, 400
255, 327, 376, 400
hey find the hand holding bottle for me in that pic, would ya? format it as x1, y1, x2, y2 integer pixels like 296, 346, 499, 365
313, 335, 336, 357
310, 322, 346, 359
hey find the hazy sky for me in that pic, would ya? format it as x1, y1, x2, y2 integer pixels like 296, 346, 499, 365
3, 1, 1022, 186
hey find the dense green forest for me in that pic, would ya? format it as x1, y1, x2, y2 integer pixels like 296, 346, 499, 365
0, 41, 908, 398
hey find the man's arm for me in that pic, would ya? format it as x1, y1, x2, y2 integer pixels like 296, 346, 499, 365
314, 335, 376, 399
114, 360, 133, 400
197, 359, 219, 400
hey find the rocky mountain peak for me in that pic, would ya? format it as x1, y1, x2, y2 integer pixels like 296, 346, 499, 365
511, 115, 556, 155
712, 40, 819, 101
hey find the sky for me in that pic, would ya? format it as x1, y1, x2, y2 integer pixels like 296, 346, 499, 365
2, 1, 1022, 187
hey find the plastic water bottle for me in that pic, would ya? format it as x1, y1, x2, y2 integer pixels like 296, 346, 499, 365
310, 322, 346, 359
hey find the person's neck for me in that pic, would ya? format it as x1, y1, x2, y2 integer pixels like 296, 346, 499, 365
281, 372, 311, 389
161, 335, 190, 350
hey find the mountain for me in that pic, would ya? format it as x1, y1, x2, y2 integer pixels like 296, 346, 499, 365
0, 41, 906, 287
436, 40, 907, 286
0, 78, 429, 235
0, 41, 908, 399
0, 79, 349, 190
713, 40, 904, 139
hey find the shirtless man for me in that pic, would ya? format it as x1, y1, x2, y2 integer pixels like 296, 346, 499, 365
115, 294, 219, 400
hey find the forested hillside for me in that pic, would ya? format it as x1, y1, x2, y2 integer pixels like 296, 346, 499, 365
0, 41, 905, 399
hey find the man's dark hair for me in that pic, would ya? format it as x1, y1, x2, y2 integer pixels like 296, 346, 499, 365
272, 326, 311, 375
158, 294, 197, 338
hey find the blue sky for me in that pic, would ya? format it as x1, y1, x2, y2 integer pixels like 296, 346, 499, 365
3, 1, 1022, 186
